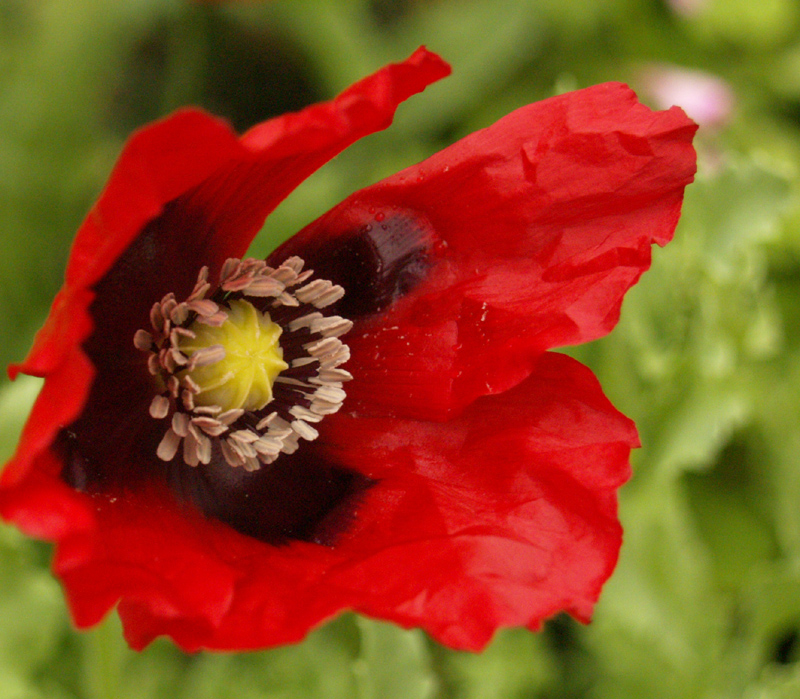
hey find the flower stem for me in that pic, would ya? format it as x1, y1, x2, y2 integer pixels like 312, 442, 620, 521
84, 617, 122, 699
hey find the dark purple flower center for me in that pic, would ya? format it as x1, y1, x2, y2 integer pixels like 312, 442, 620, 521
57, 227, 370, 546
59, 204, 433, 546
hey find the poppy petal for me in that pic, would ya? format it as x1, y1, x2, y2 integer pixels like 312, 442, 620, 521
1, 47, 449, 516
274, 82, 697, 420
104, 352, 634, 651
317, 352, 635, 650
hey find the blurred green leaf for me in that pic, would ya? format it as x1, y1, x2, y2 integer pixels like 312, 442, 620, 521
647, 381, 749, 479
0, 376, 42, 463
353, 618, 436, 699
684, 435, 779, 588
167, 616, 359, 699
693, 0, 799, 47
585, 479, 726, 699
440, 629, 558, 699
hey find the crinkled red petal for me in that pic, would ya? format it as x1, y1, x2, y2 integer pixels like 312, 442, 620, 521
274, 82, 697, 420
0, 47, 449, 605
317, 352, 635, 650
110, 352, 634, 651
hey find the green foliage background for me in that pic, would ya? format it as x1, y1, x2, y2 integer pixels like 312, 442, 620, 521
2, 0, 800, 696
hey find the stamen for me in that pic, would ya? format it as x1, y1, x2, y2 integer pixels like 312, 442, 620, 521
170, 347, 188, 366
149, 395, 170, 419
182, 374, 201, 396
147, 354, 161, 376
286, 312, 323, 332
311, 317, 353, 338
194, 406, 222, 416
181, 389, 195, 412
313, 385, 348, 404
136, 256, 353, 471
187, 299, 219, 316
191, 416, 228, 437
134, 329, 154, 351
196, 311, 228, 327
189, 345, 227, 368
172, 411, 190, 438
196, 432, 212, 465
170, 303, 190, 326
240, 277, 284, 297
167, 375, 180, 398
157, 429, 181, 462
291, 357, 317, 368
150, 302, 165, 335
291, 420, 319, 441
256, 412, 278, 431
183, 429, 201, 467
218, 408, 245, 425
295, 279, 346, 308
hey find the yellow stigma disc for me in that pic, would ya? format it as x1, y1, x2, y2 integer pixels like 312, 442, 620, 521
179, 299, 288, 412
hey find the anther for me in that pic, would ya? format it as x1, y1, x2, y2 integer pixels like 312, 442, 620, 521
149, 395, 170, 419
134, 329, 154, 351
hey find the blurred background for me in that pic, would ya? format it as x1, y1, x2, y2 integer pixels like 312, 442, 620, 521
1, 0, 800, 697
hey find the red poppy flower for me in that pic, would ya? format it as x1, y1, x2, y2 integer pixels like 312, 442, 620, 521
0, 47, 697, 652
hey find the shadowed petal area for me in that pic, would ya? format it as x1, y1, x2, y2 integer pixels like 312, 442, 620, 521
275, 83, 697, 421
269, 211, 436, 320
167, 448, 374, 546
107, 352, 635, 651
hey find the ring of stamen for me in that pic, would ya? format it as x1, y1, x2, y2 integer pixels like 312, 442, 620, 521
135, 256, 352, 472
